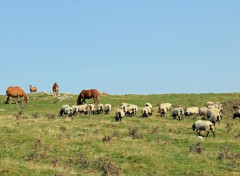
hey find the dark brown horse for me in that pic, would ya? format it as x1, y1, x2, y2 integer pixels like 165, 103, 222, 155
77, 89, 102, 105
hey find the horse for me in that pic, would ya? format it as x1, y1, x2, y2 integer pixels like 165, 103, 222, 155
77, 89, 102, 105
29, 85, 37, 93
5, 86, 29, 104
52, 82, 59, 96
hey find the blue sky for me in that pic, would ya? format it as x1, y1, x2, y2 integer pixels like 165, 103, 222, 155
1, 1, 240, 94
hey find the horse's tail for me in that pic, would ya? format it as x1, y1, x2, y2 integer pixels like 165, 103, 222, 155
97, 90, 103, 97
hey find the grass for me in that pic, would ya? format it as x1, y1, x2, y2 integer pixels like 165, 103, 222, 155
0, 92, 240, 175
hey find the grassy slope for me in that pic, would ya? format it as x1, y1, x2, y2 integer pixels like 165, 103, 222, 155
0, 93, 240, 176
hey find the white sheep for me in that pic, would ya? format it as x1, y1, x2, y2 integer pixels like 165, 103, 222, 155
206, 101, 214, 107
87, 104, 95, 114
126, 106, 135, 117
120, 103, 129, 106
192, 120, 215, 138
172, 108, 184, 120
141, 106, 152, 117
115, 109, 125, 121
199, 107, 208, 116
145, 103, 153, 109
207, 108, 222, 119
59, 105, 73, 117
209, 113, 221, 126
127, 104, 138, 115
77, 104, 88, 114
120, 104, 128, 114
96, 104, 104, 114
104, 104, 112, 114
158, 103, 172, 117
185, 107, 199, 116
71, 105, 78, 115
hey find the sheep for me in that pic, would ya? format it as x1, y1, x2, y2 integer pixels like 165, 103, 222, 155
206, 101, 214, 107
71, 105, 78, 115
233, 109, 240, 119
185, 107, 199, 116
120, 103, 129, 106
209, 113, 221, 126
125, 106, 135, 117
159, 104, 167, 117
86, 104, 95, 115
141, 106, 152, 117
145, 102, 153, 109
192, 120, 215, 138
207, 108, 222, 119
214, 102, 223, 112
104, 104, 112, 114
127, 104, 138, 115
96, 104, 104, 114
120, 104, 128, 114
199, 107, 208, 116
59, 105, 73, 117
77, 104, 88, 114
172, 108, 184, 120
159, 103, 171, 117
115, 109, 125, 121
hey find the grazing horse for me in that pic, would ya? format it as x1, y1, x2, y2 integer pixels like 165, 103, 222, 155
52, 82, 59, 96
77, 89, 102, 105
29, 85, 37, 93
5, 86, 29, 104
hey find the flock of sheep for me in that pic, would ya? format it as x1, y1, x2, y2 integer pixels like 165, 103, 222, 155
58, 100, 240, 138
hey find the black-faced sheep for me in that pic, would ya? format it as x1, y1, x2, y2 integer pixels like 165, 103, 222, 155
172, 108, 184, 120
104, 104, 112, 114
115, 109, 125, 121
192, 120, 215, 138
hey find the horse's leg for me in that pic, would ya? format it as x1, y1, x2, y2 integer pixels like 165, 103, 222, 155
6, 96, 10, 104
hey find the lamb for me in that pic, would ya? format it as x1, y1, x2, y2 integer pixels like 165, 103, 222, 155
104, 104, 112, 114
199, 107, 208, 116
86, 104, 95, 114
185, 107, 199, 116
209, 113, 221, 126
233, 109, 240, 119
96, 104, 104, 114
141, 106, 152, 117
115, 109, 125, 121
59, 105, 73, 117
192, 120, 215, 138
77, 104, 88, 114
172, 108, 184, 120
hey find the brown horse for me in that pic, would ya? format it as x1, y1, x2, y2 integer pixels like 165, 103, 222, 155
52, 82, 59, 96
5, 86, 29, 104
29, 85, 37, 93
77, 89, 102, 105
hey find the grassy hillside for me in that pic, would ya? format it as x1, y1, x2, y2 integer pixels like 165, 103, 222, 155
0, 92, 240, 176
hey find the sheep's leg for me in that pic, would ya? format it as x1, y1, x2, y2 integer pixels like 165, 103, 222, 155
212, 131, 215, 138
206, 131, 209, 137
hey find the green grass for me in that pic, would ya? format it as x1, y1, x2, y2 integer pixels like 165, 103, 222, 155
0, 92, 240, 176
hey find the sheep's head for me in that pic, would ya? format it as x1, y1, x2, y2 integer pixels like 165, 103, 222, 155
192, 124, 196, 131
